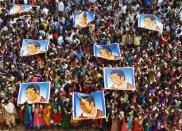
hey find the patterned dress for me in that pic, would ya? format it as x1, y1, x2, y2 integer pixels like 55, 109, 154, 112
33, 105, 44, 128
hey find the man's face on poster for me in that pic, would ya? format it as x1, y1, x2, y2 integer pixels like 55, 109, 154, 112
14, 5, 24, 14
110, 73, 124, 86
144, 17, 156, 28
28, 43, 40, 54
80, 98, 94, 113
100, 49, 112, 58
25, 88, 38, 102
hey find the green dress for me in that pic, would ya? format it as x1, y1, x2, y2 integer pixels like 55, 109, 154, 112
61, 104, 72, 129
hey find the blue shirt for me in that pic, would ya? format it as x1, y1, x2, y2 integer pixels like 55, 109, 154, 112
143, 0, 152, 7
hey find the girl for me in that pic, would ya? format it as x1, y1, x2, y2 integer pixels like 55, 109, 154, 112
33, 104, 44, 129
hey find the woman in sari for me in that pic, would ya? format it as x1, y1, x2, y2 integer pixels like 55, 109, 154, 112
61, 100, 72, 129
51, 102, 63, 126
17, 105, 24, 122
110, 113, 119, 131
33, 104, 44, 129
42, 104, 51, 127
132, 114, 144, 131
24, 102, 33, 129
120, 117, 128, 131
0, 103, 6, 129
1, 99, 17, 128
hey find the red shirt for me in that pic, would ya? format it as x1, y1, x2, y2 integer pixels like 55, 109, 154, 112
53, 33, 59, 40
160, 31, 172, 45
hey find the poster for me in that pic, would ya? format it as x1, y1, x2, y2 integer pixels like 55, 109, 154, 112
73, 11, 95, 28
9, 4, 32, 15
103, 67, 135, 90
17, 82, 50, 104
72, 91, 106, 120
138, 14, 163, 33
93, 43, 121, 60
20, 39, 49, 56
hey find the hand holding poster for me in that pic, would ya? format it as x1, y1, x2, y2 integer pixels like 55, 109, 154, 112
73, 11, 95, 28
20, 39, 49, 56
9, 4, 32, 15
72, 91, 106, 120
93, 44, 121, 60
18, 82, 50, 104
104, 67, 135, 90
138, 14, 163, 33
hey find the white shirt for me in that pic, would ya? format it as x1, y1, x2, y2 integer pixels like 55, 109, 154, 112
24, 0, 28, 4
42, 8, 49, 17
58, 1, 64, 12
120, 5, 127, 14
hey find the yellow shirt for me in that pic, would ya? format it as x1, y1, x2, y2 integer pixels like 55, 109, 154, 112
0, 7, 2, 14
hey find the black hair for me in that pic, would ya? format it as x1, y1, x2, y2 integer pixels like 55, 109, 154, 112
26, 84, 40, 93
110, 70, 125, 80
28, 41, 40, 48
144, 15, 156, 21
83, 12, 87, 17
80, 95, 95, 106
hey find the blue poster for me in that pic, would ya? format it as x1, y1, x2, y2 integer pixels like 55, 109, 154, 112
138, 14, 163, 33
103, 67, 135, 90
73, 11, 95, 28
93, 43, 121, 60
18, 82, 51, 104
73, 91, 106, 120
20, 39, 49, 56
9, 4, 32, 15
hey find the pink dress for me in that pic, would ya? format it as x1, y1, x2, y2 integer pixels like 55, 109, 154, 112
111, 118, 118, 131
33, 106, 44, 128
121, 119, 128, 131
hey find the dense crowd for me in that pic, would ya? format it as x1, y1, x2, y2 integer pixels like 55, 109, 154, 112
0, 0, 182, 131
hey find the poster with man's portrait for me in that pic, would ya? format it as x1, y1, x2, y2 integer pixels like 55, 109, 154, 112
20, 39, 49, 56
9, 4, 32, 15
17, 82, 51, 104
72, 91, 106, 120
73, 11, 95, 28
138, 14, 163, 33
104, 67, 135, 90
93, 44, 121, 60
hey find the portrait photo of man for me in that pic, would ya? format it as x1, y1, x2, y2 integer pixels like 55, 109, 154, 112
11, 5, 24, 14
77, 12, 89, 28
25, 84, 46, 103
110, 70, 132, 90
79, 95, 102, 119
104, 68, 135, 90
18, 82, 50, 104
27, 41, 44, 55
99, 46, 120, 60
143, 15, 160, 32
20, 39, 48, 56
